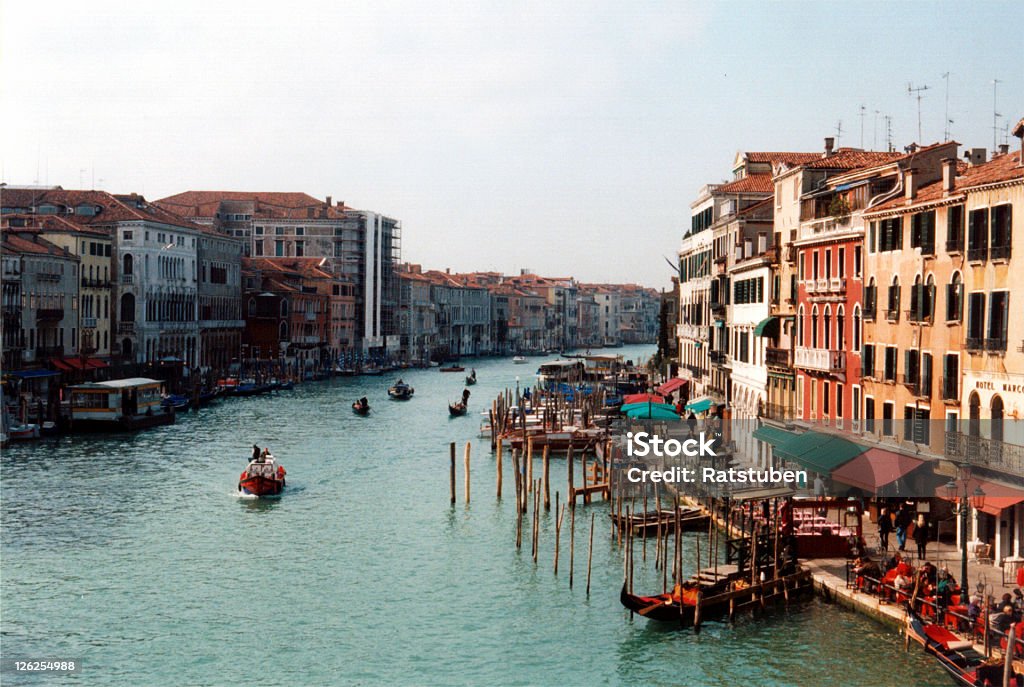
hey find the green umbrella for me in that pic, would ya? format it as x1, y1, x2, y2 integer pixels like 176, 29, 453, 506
626, 405, 681, 420
620, 401, 677, 414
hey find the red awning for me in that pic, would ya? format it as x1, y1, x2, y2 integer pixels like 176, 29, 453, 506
935, 477, 1024, 516
623, 393, 666, 405
50, 357, 110, 371
657, 378, 688, 395
830, 448, 924, 492
86, 358, 109, 369
49, 357, 73, 372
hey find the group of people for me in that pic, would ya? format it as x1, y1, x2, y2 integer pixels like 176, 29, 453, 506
852, 551, 958, 609
877, 505, 930, 559
251, 444, 274, 462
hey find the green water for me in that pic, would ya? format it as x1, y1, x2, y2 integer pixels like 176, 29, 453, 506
1, 345, 950, 686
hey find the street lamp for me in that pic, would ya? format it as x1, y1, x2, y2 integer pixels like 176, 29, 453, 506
944, 473, 986, 599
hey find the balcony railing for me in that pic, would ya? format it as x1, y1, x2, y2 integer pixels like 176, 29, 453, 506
36, 308, 64, 321
967, 247, 987, 262
885, 308, 900, 322
765, 347, 792, 368
986, 337, 1008, 353
684, 364, 703, 377
81, 317, 97, 329
709, 301, 726, 313
947, 431, 1024, 478
945, 238, 964, 254
709, 350, 728, 365
829, 278, 845, 293
966, 337, 985, 352
304, 311, 317, 321
762, 403, 793, 422
899, 374, 931, 398
37, 273, 61, 283
121, 274, 134, 285
940, 376, 958, 401
117, 322, 135, 334
990, 244, 1012, 261
794, 346, 845, 373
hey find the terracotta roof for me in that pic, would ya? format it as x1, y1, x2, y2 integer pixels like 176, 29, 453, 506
717, 174, 773, 194
155, 191, 351, 221
745, 152, 822, 165
1, 231, 75, 257
0, 188, 206, 232
866, 153, 1020, 215
801, 148, 905, 170
1, 213, 111, 236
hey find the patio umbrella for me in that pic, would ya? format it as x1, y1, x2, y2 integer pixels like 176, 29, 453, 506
623, 393, 666, 405
625, 405, 681, 420
620, 401, 677, 414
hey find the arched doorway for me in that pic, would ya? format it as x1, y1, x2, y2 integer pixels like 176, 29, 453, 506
120, 293, 135, 322
992, 395, 1004, 443
122, 338, 133, 360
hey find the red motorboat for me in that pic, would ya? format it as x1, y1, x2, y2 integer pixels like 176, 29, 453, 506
239, 453, 287, 497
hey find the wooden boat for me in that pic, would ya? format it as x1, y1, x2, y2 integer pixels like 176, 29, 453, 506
196, 388, 221, 406
238, 454, 286, 497
360, 365, 384, 376
277, 381, 294, 391
905, 604, 1021, 686
611, 508, 708, 536
512, 356, 527, 364
465, 371, 477, 385
161, 394, 190, 411
388, 382, 415, 400
8, 422, 40, 441
352, 399, 371, 415
449, 389, 470, 416
40, 420, 60, 437
621, 565, 811, 626
440, 364, 465, 373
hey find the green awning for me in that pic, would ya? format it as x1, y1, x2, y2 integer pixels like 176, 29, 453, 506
777, 431, 869, 474
685, 398, 712, 413
752, 425, 802, 454
626, 406, 681, 420
753, 316, 779, 337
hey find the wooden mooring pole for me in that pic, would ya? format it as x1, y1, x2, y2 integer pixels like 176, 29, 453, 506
464, 441, 471, 504
449, 442, 456, 505
586, 512, 595, 597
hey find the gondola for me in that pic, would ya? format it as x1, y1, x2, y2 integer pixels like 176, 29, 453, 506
465, 370, 477, 386
352, 398, 371, 415
388, 382, 415, 400
161, 394, 190, 411
440, 364, 465, 373
905, 604, 1023, 686
449, 389, 471, 416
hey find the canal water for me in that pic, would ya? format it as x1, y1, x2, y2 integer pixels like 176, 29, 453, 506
2, 345, 949, 686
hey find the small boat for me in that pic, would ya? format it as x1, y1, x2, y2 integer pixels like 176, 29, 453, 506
449, 389, 471, 417
161, 394, 190, 411
40, 420, 60, 437
905, 603, 1021, 686
465, 370, 477, 386
360, 365, 384, 376
512, 356, 527, 364
440, 364, 465, 373
238, 453, 287, 497
352, 398, 371, 415
8, 423, 40, 441
197, 388, 221, 406
388, 382, 415, 400
278, 381, 294, 391
611, 508, 708, 536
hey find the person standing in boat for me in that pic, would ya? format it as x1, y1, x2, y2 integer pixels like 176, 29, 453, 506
252, 444, 261, 462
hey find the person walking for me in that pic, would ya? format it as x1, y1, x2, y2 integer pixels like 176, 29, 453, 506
878, 507, 892, 551
914, 514, 929, 560
895, 506, 911, 552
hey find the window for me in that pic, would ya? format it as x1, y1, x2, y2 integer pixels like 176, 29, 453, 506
295, 241, 304, 257
882, 401, 895, 436
254, 240, 264, 256
988, 291, 1009, 351
911, 210, 936, 254
884, 346, 897, 382
275, 227, 285, 236
823, 306, 832, 349
255, 226, 264, 235
967, 209, 988, 261
967, 292, 986, 351
836, 382, 843, 419
838, 247, 845, 278
990, 205, 1012, 260
825, 249, 832, 280
879, 217, 902, 251
869, 222, 877, 254
812, 252, 819, 280
864, 279, 877, 320
823, 381, 830, 416
797, 305, 805, 346
853, 386, 860, 424
865, 397, 876, 433
886, 277, 900, 321
853, 305, 861, 350
122, 230, 133, 241
275, 240, 284, 257
837, 305, 845, 350
854, 245, 862, 277
862, 343, 875, 377
946, 205, 965, 252
942, 354, 959, 400
296, 227, 305, 236
811, 306, 819, 347
945, 273, 963, 322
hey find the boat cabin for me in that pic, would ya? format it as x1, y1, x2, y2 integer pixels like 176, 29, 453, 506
68, 377, 173, 431
537, 360, 585, 388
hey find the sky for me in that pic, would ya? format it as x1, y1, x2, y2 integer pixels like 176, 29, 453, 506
2, 1, 1022, 288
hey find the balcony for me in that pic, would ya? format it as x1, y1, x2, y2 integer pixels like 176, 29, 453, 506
121, 274, 134, 285
967, 247, 987, 262
946, 432, 1024, 478
966, 337, 985, 353
885, 308, 900, 322
899, 374, 931, 398
304, 311, 317, 321
117, 322, 135, 335
709, 350, 729, 365
801, 216, 850, 240
294, 335, 320, 344
684, 364, 703, 378
765, 346, 792, 368
829, 278, 845, 293
940, 376, 958, 402
945, 238, 964, 254
990, 244, 1012, 262
985, 337, 1008, 353
82, 317, 97, 329
794, 346, 845, 373
36, 308, 64, 321
710, 301, 726, 314
37, 273, 61, 283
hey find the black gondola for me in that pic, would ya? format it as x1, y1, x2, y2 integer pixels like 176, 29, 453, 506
388, 381, 414, 400
352, 397, 371, 415
905, 604, 1023, 686
449, 389, 471, 416
465, 369, 477, 385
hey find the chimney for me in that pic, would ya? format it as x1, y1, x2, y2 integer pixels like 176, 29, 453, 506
325, 196, 332, 207
446, 267, 450, 274
824, 137, 835, 157
997, 144, 1009, 156
904, 167, 918, 200
964, 148, 987, 166
941, 158, 957, 193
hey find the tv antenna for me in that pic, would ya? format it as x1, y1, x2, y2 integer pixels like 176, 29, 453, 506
992, 78, 1003, 153
942, 72, 952, 141
907, 82, 930, 143
859, 105, 866, 149
835, 119, 843, 146
873, 110, 880, 150
885, 115, 894, 152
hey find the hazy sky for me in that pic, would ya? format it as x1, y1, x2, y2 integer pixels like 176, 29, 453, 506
2, 1, 1022, 287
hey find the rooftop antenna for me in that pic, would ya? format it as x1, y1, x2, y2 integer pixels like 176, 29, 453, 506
907, 82, 930, 143
873, 110, 880, 150
885, 115, 894, 152
859, 105, 866, 148
992, 78, 1003, 153
942, 72, 951, 141
835, 119, 844, 146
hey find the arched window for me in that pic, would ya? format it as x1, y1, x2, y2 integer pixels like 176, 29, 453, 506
248, 298, 256, 316
969, 392, 981, 437
797, 305, 805, 346
120, 292, 135, 322
811, 305, 819, 348
837, 304, 845, 350
280, 299, 289, 317
925, 274, 936, 321
853, 304, 862, 350
947, 272, 963, 322
888, 275, 900, 320
823, 305, 832, 349
122, 253, 134, 275
279, 320, 289, 341
992, 395, 1004, 443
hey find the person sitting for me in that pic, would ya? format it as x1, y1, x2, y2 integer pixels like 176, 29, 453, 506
991, 605, 1015, 634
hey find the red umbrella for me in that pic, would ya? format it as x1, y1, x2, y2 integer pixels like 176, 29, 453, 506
622, 393, 665, 405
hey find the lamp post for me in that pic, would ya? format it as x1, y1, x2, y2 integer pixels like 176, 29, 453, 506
945, 472, 986, 599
